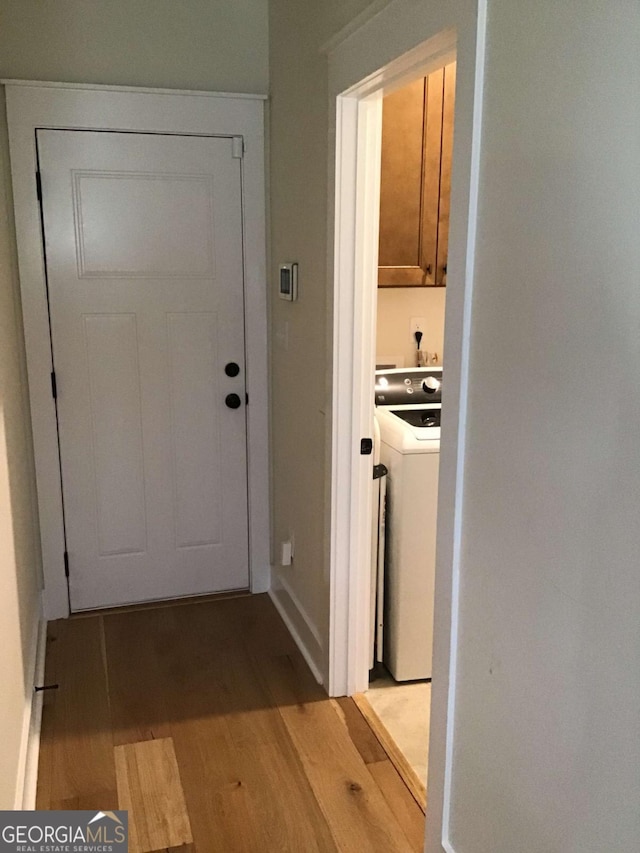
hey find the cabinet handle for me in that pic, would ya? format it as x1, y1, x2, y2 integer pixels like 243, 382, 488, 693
425, 264, 432, 275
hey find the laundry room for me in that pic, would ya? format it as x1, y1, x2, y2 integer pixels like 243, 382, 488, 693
361, 61, 455, 813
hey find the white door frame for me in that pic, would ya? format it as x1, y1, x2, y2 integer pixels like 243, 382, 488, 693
328, 27, 460, 697
326, 2, 487, 849
4, 81, 271, 620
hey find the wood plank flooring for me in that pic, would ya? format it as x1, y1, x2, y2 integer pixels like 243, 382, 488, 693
37, 594, 425, 852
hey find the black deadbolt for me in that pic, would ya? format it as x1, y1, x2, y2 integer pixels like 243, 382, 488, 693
225, 393, 242, 409
225, 362, 240, 377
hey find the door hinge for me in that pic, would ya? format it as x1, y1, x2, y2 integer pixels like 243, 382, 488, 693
360, 437, 373, 455
50, 371, 57, 400
232, 136, 245, 159
373, 463, 388, 480
63, 551, 69, 578
36, 170, 42, 203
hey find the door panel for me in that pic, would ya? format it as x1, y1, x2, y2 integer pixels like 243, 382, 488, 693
378, 77, 425, 269
167, 311, 222, 549
84, 312, 147, 557
73, 171, 216, 279
37, 129, 249, 610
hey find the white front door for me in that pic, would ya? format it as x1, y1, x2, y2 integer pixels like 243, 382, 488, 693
37, 129, 249, 611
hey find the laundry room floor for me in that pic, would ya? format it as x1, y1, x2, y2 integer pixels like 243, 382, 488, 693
364, 674, 432, 791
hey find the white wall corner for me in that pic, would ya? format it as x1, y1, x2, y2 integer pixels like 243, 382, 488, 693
14, 612, 47, 810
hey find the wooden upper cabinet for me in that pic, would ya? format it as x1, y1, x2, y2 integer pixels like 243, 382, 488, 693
378, 62, 456, 287
378, 77, 426, 284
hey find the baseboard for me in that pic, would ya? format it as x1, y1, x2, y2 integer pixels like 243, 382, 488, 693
268, 586, 324, 685
277, 574, 323, 648
14, 616, 47, 810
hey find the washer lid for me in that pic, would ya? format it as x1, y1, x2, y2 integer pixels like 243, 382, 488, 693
376, 407, 441, 452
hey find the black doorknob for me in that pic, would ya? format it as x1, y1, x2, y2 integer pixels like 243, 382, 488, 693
225, 362, 240, 377
225, 393, 242, 409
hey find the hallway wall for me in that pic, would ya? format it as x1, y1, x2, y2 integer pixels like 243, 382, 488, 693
268, 0, 468, 700
268, 0, 377, 675
0, 0, 269, 809
0, 0, 268, 93
0, 92, 42, 808
269, 0, 640, 851
449, 3, 640, 850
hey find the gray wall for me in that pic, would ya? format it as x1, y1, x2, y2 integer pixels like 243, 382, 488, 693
0, 0, 268, 808
450, 2, 640, 849
0, 0, 268, 93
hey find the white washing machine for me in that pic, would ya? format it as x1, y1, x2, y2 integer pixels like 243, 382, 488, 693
374, 367, 442, 681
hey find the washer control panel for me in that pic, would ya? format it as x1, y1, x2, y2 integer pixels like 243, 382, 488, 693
375, 367, 443, 405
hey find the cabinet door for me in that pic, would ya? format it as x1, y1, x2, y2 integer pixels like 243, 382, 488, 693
420, 67, 445, 285
377, 64, 456, 288
436, 62, 456, 286
378, 78, 427, 286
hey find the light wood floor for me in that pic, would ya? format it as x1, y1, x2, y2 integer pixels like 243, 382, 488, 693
37, 594, 425, 852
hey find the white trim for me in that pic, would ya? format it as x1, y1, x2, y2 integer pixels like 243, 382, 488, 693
339, 30, 457, 100
4, 83, 271, 619
14, 613, 47, 810
329, 91, 384, 698
268, 587, 324, 684
1, 79, 268, 100
328, 20, 458, 699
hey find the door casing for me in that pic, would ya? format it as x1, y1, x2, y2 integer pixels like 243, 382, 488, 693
4, 81, 270, 620
324, 2, 487, 851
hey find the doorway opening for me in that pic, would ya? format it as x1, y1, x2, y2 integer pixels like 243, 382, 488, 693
5, 83, 270, 620
370, 58, 455, 802
360, 58, 455, 811
328, 12, 486, 839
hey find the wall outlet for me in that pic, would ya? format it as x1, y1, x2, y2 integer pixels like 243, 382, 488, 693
410, 316, 426, 339
281, 539, 294, 566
